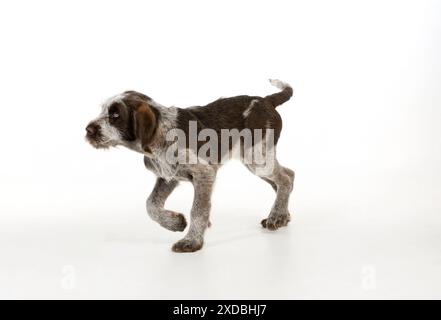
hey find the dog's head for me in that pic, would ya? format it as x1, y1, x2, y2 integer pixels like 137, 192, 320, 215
85, 91, 158, 153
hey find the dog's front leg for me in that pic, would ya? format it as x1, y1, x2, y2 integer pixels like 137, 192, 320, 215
172, 169, 215, 253
146, 177, 187, 232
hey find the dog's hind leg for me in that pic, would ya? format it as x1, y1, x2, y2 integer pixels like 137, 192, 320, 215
147, 178, 187, 232
246, 161, 294, 230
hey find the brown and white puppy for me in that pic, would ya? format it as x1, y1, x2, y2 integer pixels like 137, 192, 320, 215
85, 80, 295, 252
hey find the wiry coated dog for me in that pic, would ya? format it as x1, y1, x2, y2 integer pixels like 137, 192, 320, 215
85, 80, 295, 252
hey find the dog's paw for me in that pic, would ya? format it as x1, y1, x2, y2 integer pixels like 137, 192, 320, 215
172, 238, 203, 253
261, 213, 291, 230
163, 211, 187, 232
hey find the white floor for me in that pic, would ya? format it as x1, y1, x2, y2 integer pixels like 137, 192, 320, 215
1, 163, 440, 300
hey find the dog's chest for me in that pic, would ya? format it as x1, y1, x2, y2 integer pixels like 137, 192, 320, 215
144, 152, 180, 181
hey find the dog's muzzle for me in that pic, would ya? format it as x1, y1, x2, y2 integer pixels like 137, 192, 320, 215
85, 122, 104, 148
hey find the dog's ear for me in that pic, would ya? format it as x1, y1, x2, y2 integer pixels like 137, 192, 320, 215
133, 103, 157, 153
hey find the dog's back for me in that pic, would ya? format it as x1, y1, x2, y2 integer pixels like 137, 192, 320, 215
176, 79, 293, 145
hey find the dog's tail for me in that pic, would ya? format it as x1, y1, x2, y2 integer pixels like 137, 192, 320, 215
264, 79, 293, 108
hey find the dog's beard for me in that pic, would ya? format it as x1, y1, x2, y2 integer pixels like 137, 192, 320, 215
85, 135, 117, 149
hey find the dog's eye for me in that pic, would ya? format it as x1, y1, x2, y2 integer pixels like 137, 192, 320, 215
109, 112, 120, 119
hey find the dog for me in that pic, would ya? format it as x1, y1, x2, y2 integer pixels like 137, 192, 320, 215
85, 79, 295, 252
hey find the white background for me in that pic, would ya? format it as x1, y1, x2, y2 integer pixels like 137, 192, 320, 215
0, 0, 440, 299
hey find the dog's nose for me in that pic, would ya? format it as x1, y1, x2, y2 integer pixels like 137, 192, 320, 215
86, 123, 98, 136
